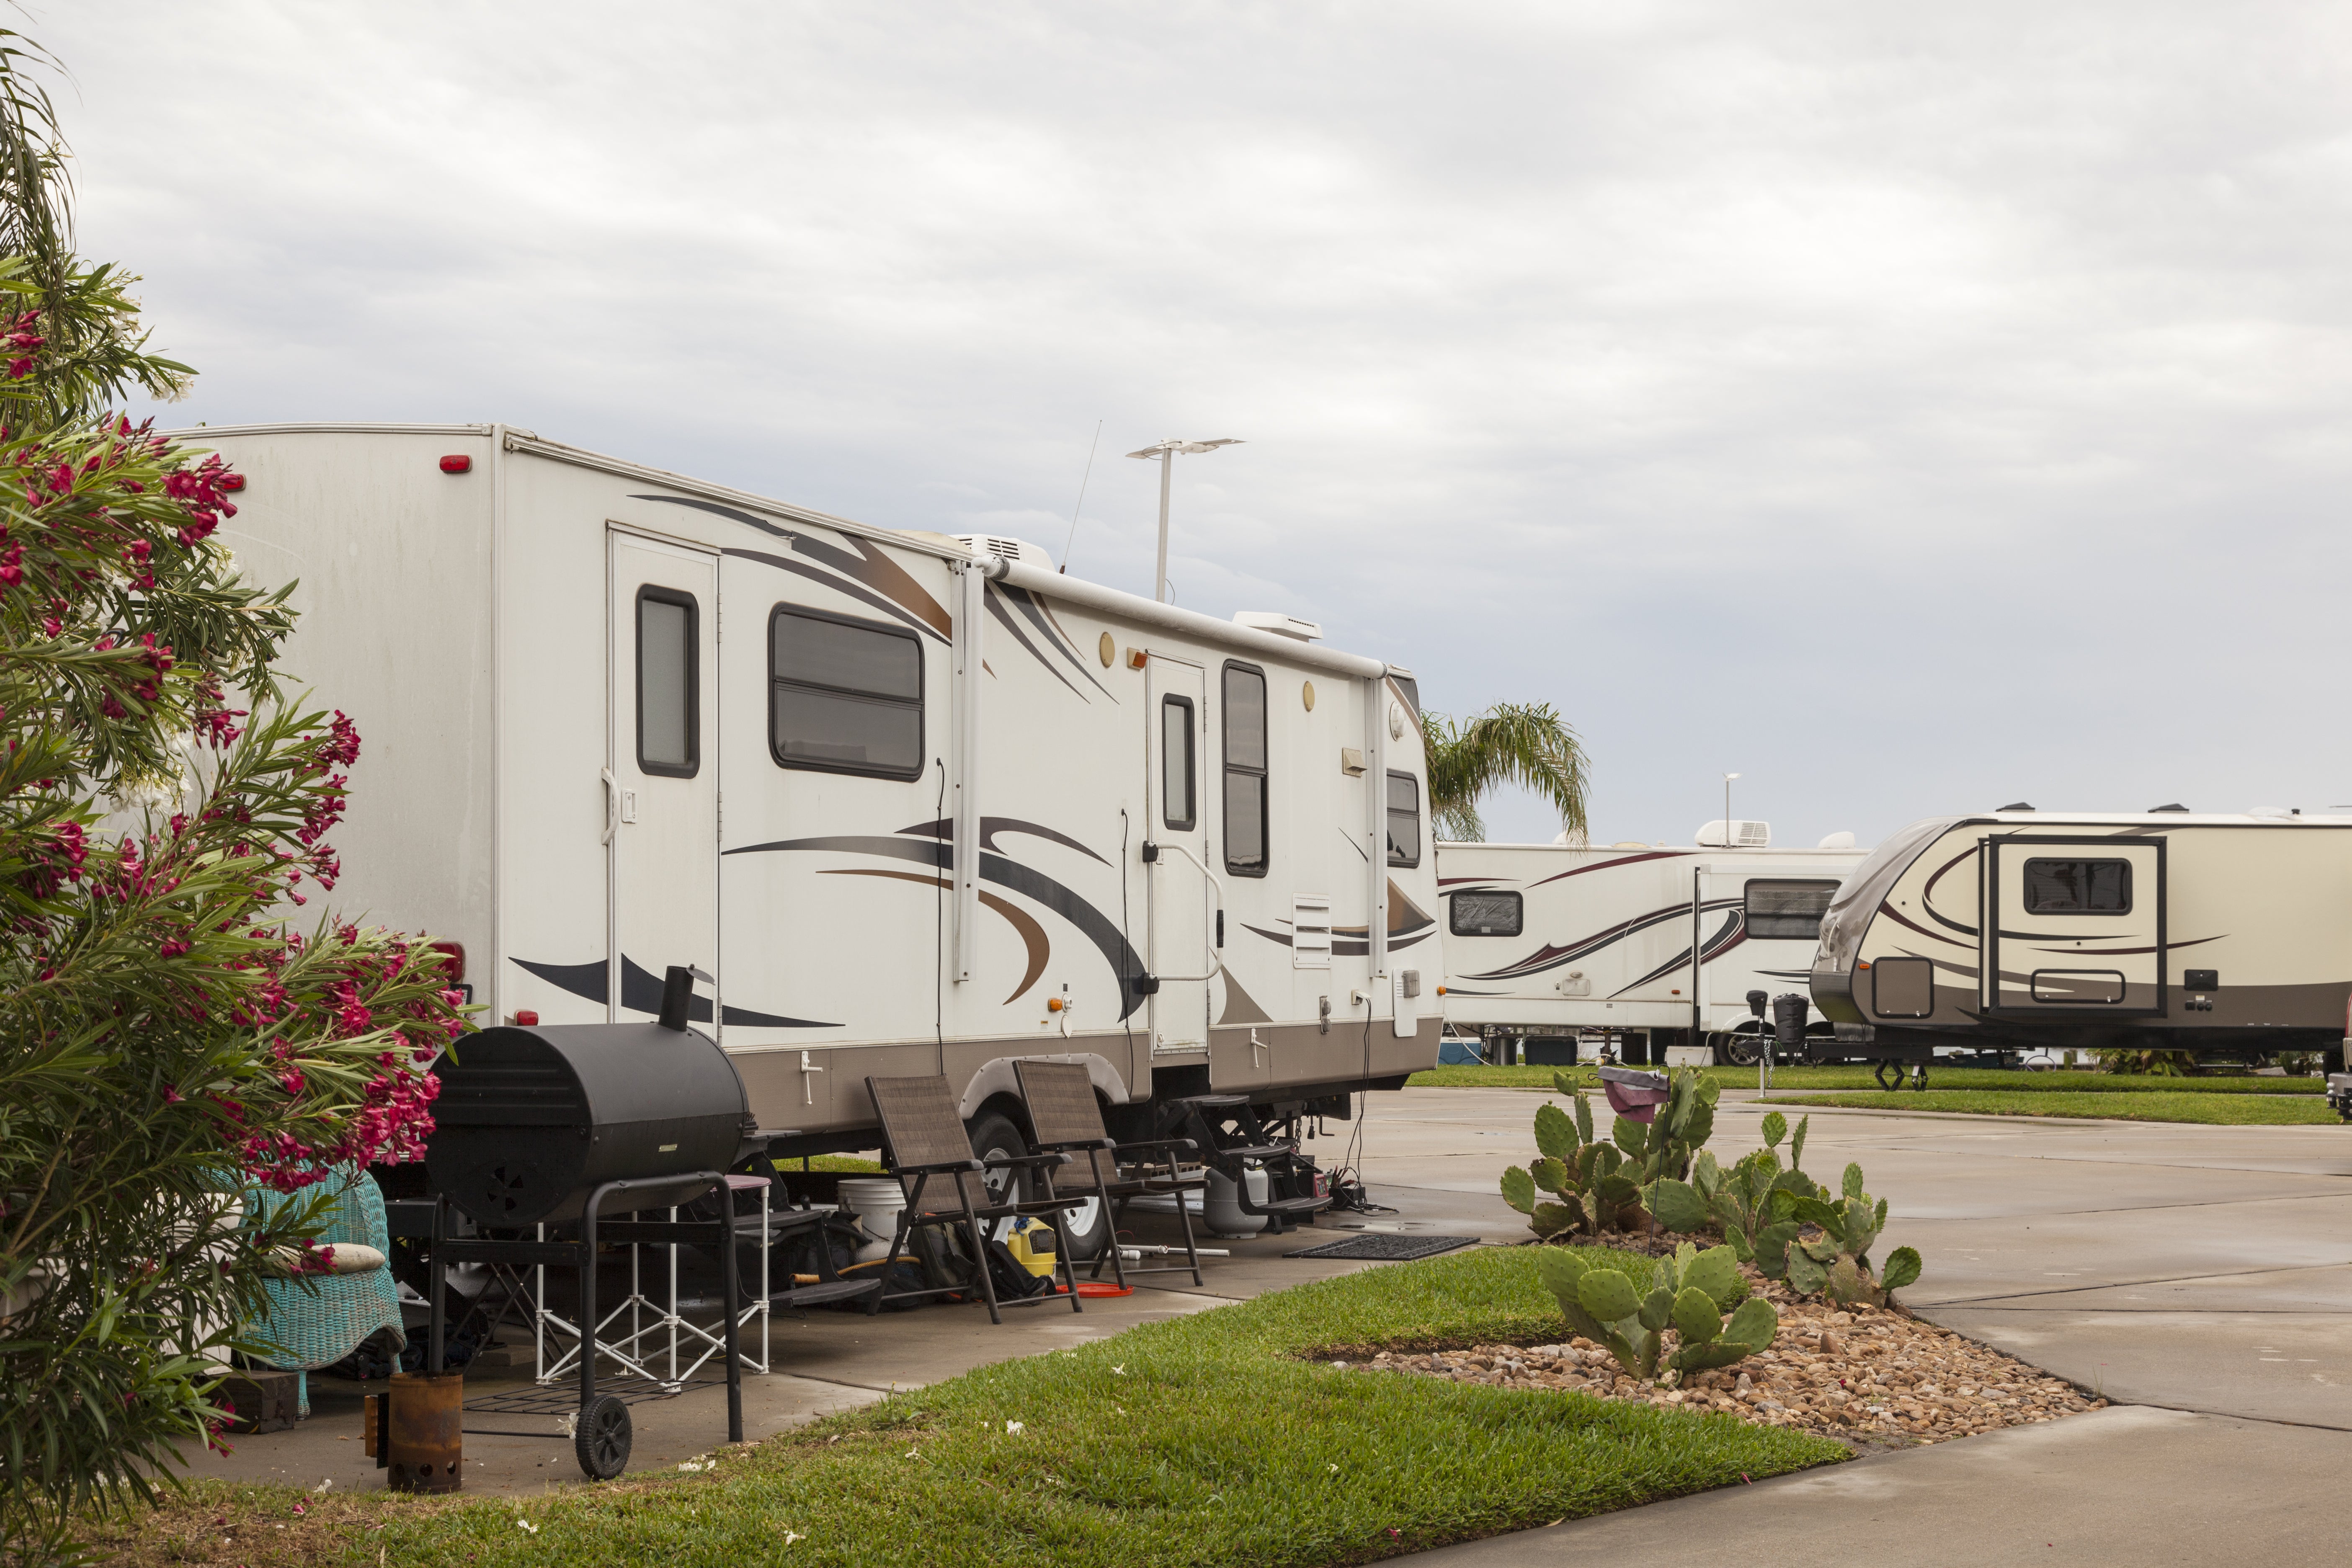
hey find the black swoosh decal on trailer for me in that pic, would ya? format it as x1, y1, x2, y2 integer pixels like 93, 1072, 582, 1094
508, 956, 840, 1028
998, 582, 1114, 699
1460, 897, 1740, 982
636, 494, 954, 641
724, 833, 1150, 1018
893, 816, 1110, 866
1526, 850, 1693, 890
726, 547, 945, 643
1611, 912, 1744, 997
983, 585, 1085, 699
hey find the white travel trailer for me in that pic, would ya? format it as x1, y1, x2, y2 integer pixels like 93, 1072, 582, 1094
1812, 808, 2352, 1065
189, 422, 1442, 1243
1436, 828, 1867, 1064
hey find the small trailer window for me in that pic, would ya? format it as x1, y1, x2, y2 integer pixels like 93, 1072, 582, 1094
1744, 879, 1839, 940
769, 605, 923, 779
1222, 662, 1268, 877
1161, 695, 1196, 832
1449, 890, 1522, 937
2023, 858, 2131, 914
1386, 771, 1421, 867
636, 586, 699, 778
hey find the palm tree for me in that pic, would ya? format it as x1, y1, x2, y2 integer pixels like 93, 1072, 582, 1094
1420, 700, 1589, 843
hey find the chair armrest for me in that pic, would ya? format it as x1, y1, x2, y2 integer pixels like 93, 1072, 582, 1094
895, 1158, 985, 1175
981, 1150, 1073, 1169
1113, 1137, 1199, 1156
1036, 1137, 1118, 1153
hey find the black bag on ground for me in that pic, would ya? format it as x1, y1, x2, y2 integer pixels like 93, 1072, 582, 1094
984, 1238, 1051, 1300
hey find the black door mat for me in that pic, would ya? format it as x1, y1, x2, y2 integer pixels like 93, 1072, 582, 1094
1285, 1234, 1480, 1261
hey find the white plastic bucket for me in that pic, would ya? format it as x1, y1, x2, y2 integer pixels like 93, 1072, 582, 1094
838, 1177, 909, 1262
1204, 1166, 1269, 1238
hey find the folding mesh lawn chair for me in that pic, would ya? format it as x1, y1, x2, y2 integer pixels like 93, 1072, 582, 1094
864, 1074, 1087, 1324
1013, 1059, 1208, 1288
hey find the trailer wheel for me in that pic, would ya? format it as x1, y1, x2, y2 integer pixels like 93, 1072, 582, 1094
968, 1109, 1109, 1261
574, 1394, 632, 1480
1715, 1032, 1762, 1067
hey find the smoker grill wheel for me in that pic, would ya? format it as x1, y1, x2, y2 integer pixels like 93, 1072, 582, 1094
1283, 1234, 1481, 1261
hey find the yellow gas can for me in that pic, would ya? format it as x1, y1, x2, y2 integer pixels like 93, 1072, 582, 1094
1003, 1216, 1059, 1278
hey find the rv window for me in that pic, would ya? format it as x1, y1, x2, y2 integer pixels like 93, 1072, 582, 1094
2022, 858, 2131, 914
769, 605, 923, 780
1385, 771, 1421, 867
1449, 890, 1522, 937
1743, 879, 1838, 941
1161, 696, 1196, 832
1222, 662, 1268, 877
636, 586, 699, 778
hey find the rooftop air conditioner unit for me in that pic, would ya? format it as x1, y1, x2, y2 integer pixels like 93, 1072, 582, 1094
1694, 819, 1770, 848
952, 534, 1055, 568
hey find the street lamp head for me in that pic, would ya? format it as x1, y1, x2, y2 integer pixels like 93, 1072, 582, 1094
1724, 772, 1741, 781
1126, 438, 1244, 460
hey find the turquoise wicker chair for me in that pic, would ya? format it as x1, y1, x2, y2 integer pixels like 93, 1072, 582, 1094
246, 1169, 405, 1416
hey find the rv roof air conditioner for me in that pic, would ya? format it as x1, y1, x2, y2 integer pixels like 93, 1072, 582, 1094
1694, 819, 1769, 848
1817, 831, 1857, 849
2149, 803, 2190, 813
1232, 611, 1324, 642
952, 534, 1056, 568
1997, 802, 2034, 812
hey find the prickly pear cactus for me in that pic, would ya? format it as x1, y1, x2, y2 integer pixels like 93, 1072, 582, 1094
1499, 1077, 1648, 1239
1781, 1161, 1924, 1306
1537, 1242, 1779, 1383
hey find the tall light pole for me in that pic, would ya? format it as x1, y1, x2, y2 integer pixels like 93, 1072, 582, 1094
1125, 438, 1243, 603
1723, 773, 1741, 846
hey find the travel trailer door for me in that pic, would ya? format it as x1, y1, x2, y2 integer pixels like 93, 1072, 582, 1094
1979, 835, 2166, 1016
608, 530, 720, 1025
1145, 657, 1220, 1063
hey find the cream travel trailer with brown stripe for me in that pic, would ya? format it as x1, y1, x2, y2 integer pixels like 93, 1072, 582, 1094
187, 422, 1439, 1250
1811, 809, 2352, 1065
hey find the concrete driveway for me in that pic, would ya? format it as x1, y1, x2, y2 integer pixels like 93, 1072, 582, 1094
1390, 1087, 2352, 1565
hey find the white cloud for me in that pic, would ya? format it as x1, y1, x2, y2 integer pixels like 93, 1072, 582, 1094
50, 0, 2352, 844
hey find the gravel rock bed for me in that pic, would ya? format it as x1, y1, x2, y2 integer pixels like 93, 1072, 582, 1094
1338, 1275, 2106, 1446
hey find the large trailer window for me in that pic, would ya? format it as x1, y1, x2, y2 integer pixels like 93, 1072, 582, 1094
2023, 858, 2131, 914
636, 586, 699, 778
1744, 879, 1839, 940
1221, 662, 1268, 877
1449, 890, 1521, 937
1160, 695, 1196, 832
1385, 771, 1421, 867
769, 605, 923, 779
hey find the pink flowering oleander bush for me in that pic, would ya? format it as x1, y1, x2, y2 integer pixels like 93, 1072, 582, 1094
0, 267, 469, 1558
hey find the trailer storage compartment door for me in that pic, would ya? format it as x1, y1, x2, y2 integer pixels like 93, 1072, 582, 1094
1979, 834, 2166, 1018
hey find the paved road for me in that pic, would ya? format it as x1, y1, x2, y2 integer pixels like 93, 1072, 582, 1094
1389, 1087, 2352, 1564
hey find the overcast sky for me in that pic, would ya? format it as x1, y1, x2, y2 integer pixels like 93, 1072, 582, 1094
46, 2, 2352, 847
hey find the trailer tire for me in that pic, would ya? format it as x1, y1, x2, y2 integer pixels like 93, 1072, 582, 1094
1715, 1032, 1762, 1067
967, 1109, 1109, 1262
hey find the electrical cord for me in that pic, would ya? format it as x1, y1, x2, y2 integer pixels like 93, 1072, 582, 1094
934, 757, 947, 1075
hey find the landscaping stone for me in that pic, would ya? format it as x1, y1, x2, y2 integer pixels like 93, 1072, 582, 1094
1351, 1269, 2103, 1447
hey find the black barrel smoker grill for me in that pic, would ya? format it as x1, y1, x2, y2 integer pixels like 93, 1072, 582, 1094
404, 968, 761, 1480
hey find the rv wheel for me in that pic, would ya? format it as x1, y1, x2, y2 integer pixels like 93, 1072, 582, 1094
1715, 1032, 1762, 1067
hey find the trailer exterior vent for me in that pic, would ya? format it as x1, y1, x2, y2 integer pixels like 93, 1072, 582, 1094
2148, 803, 2190, 813
951, 534, 1055, 568
1694, 819, 1770, 848
1998, 802, 2034, 812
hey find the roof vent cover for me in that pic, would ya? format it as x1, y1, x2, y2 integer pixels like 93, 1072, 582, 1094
1695, 819, 1770, 848
1233, 611, 1323, 642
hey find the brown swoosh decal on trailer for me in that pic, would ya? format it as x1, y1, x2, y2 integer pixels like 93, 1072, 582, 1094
998, 582, 1114, 699
634, 494, 954, 642
726, 546, 945, 643
2028, 934, 2225, 957
822, 869, 1051, 1004
1527, 850, 1693, 889
1216, 968, 1274, 1025
1458, 897, 1741, 981
508, 955, 840, 1029
984, 585, 1086, 699
1876, 899, 1975, 950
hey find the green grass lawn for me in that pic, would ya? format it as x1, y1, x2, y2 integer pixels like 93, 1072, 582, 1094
1763, 1090, 2345, 1125
1409, 1063, 2325, 1096
124, 1250, 1844, 1568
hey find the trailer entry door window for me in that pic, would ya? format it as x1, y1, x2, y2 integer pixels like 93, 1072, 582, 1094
1449, 890, 1521, 937
1386, 771, 1421, 867
769, 605, 923, 779
2022, 858, 2131, 914
1161, 695, 1196, 832
1222, 662, 1268, 877
636, 586, 699, 778
1744, 879, 1839, 940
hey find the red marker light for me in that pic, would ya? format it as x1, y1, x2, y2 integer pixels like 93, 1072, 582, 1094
512, 1009, 539, 1027
439, 454, 472, 473
428, 940, 465, 982
219, 473, 246, 491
